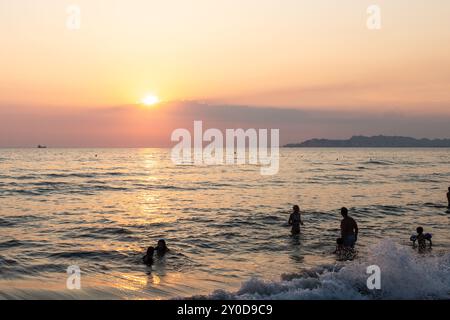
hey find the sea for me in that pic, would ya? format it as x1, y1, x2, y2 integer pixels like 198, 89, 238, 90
0, 148, 449, 299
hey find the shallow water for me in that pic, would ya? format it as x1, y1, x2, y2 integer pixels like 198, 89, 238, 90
0, 148, 449, 299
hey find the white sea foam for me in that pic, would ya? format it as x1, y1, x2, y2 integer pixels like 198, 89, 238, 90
203, 241, 450, 300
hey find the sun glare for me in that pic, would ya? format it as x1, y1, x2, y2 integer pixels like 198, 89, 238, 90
142, 95, 160, 106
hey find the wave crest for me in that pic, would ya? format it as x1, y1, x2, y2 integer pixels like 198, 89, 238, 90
200, 241, 450, 300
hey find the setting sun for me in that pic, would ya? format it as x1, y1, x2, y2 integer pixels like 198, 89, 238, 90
142, 95, 160, 106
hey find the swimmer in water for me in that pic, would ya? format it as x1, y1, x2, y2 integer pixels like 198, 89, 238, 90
411, 227, 432, 250
143, 246, 155, 266
288, 205, 304, 235
156, 239, 170, 257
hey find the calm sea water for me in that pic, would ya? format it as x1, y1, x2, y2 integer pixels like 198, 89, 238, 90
0, 148, 449, 299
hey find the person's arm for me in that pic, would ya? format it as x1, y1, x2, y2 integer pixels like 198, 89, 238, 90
300, 213, 304, 226
288, 214, 293, 225
354, 220, 359, 241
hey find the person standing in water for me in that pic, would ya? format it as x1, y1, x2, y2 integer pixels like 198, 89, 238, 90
340, 207, 358, 248
288, 205, 304, 235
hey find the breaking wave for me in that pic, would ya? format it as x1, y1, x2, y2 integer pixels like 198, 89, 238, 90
197, 241, 450, 300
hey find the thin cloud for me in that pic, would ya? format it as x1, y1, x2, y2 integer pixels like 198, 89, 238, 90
1, 102, 450, 147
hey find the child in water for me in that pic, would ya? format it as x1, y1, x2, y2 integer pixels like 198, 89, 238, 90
143, 246, 155, 266
411, 227, 432, 250
288, 205, 304, 235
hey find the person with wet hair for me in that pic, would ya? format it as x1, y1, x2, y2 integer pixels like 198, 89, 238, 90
143, 246, 155, 266
288, 205, 304, 235
340, 207, 358, 248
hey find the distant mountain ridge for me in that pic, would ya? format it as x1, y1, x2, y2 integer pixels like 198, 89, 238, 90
285, 135, 450, 148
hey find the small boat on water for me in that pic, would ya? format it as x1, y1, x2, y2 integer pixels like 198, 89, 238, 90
37, 145, 47, 149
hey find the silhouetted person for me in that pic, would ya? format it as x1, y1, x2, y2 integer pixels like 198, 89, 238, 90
447, 187, 450, 208
143, 246, 155, 266
156, 239, 169, 257
288, 205, 304, 235
411, 227, 432, 250
340, 207, 358, 248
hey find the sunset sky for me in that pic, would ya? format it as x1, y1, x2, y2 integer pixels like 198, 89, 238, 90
1, 0, 450, 147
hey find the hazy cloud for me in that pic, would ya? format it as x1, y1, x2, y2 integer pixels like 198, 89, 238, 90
1, 102, 450, 147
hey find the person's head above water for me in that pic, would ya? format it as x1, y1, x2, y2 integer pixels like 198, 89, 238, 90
417, 227, 424, 235
341, 207, 349, 217
293, 205, 300, 213
157, 239, 168, 250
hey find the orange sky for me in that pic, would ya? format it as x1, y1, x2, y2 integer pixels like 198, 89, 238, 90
0, 1, 450, 146
1, 0, 449, 110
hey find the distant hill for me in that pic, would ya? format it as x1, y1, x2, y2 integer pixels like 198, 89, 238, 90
284, 135, 450, 148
